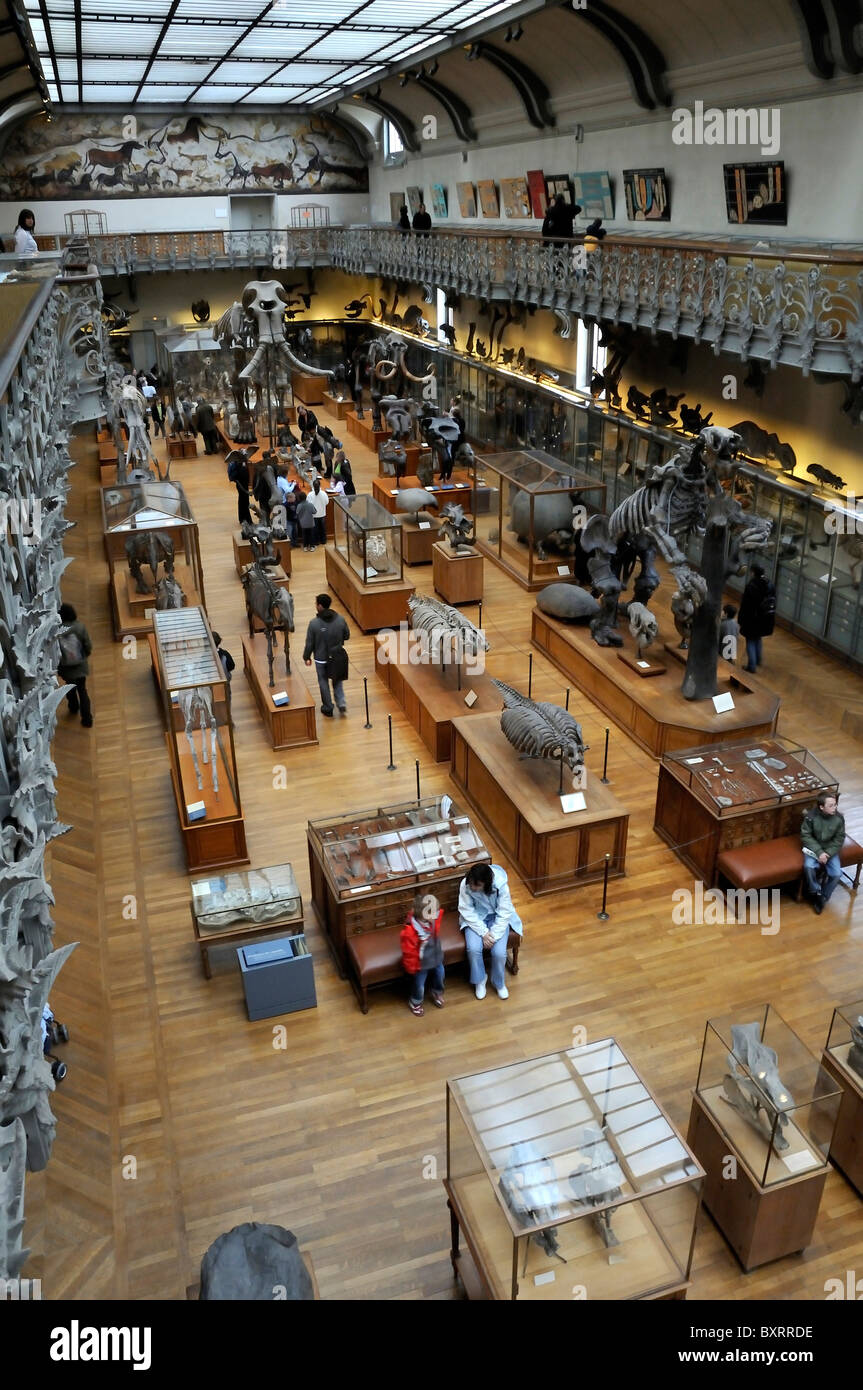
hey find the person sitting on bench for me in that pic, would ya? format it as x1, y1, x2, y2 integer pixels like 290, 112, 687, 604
801, 790, 845, 915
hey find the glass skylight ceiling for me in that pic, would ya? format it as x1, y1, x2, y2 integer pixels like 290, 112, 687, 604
24, 0, 529, 108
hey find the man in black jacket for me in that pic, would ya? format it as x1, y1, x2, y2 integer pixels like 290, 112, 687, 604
541, 193, 580, 242
196, 399, 221, 455
412, 203, 432, 233
57, 602, 94, 728
303, 593, 350, 716
739, 563, 776, 672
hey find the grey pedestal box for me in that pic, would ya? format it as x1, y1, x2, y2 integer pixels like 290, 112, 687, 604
237, 935, 317, 1020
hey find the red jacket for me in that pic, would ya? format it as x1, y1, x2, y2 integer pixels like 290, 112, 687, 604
400, 909, 443, 974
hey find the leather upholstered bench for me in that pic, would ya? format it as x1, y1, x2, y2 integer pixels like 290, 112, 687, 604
346, 909, 521, 1013
717, 834, 863, 900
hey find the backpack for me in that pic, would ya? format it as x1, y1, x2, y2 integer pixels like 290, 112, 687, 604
59, 626, 84, 666
227, 456, 243, 483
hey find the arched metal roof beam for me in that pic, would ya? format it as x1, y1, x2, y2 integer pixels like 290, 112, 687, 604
463, 40, 554, 130
401, 71, 476, 143
351, 89, 419, 152
789, 0, 836, 77
562, 0, 670, 109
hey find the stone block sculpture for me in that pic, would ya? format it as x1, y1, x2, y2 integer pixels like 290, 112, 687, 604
491, 680, 587, 777
200, 1223, 314, 1301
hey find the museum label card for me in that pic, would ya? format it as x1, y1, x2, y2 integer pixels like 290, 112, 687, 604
534, 1271, 555, 1287
557, 565, 570, 575
145, 607, 155, 619
560, 792, 587, 813
349, 885, 372, 894
365, 566, 378, 579
685, 756, 703, 764
637, 660, 650, 669
418, 521, 431, 530
390, 489, 399, 495
186, 801, 206, 822
819, 573, 832, 584
783, 1149, 817, 1174
464, 690, 478, 707
713, 692, 735, 713
271, 690, 289, 706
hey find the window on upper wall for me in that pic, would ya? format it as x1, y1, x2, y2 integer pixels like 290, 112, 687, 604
383, 121, 404, 158
435, 288, 452, 345
576, 319, 606, 393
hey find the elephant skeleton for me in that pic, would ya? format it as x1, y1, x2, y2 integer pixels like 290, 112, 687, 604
179, 687, 218, 795
217, 280, 335, 385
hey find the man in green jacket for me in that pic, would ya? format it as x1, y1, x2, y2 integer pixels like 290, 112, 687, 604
801, 791, 845, 914
57, 602, 93, 728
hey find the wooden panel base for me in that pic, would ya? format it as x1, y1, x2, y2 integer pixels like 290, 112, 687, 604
347, 412, 388, 450
167, 434, 198, 459
378, 443, 427, 477
374, 633, 500, 762
100, 463, 117, 486
687, 1093, 827, 1271
433, 541, 483, 604
322, 391, 353, 420
325, 545, 414, 632
532, 607, 780, 759
372, 473, 472, 515
242, 637, 317, 750
232, 530, 293, 576
450, 712, 628, 896
617, 650, 666, 677
821, 1049, 863, 1196
166, 734, 248, 874
291, 372, 324, 405
402, 519, 439, 565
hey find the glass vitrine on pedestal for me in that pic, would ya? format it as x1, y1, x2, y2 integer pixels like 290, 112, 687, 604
332, 493, 403, 583
471, 449, 606, 590
190, 864, 303, 977
821, 999, 863, 1195
153, 606, 248, 873
446, 1040, 703, 1300
101, 480, 204, 639
688, 1005, 840, 1269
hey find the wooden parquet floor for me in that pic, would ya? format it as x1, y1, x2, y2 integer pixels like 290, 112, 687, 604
27, 409, 863, 1302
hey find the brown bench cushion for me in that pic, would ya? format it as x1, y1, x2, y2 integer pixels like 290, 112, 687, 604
717, 834, 863, 891
347, 910, 519, 986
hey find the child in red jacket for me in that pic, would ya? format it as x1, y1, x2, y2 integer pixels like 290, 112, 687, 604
400, 893, 445, 1016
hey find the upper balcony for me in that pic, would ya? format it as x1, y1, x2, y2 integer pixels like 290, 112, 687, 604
33, 225, 863, 380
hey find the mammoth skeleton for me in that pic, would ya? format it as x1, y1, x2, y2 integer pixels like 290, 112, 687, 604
217, 281, 334, 385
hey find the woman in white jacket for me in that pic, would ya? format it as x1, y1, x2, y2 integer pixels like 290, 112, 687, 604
13, 209, 38, 254
458, 862, 523, 1000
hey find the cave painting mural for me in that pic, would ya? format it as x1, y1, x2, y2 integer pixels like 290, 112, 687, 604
0, 111, 368, 199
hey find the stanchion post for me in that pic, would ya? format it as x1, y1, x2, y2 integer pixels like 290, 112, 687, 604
386, 714, 396, 770
477, 600, 483, 631
558, 746, 565, 795
597, 853, 611, 921
415, 759, 421, 802
528, 652, 533, 699
565, 687, 570, 711
600, 727, 610, 783
363, 676, 372, 729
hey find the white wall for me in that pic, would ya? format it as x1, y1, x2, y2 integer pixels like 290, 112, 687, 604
1, 191, 369, 238
370, 88, 863, 243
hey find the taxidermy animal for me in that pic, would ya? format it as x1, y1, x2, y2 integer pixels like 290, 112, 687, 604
241, 564, 295, 688
155, 574, 186, 610
439, 503, 474, 551
125, 531, 175, 594
465, 323, 476, 356
344, 294, 373, 319
731, 421, 796, 473
191, 299, 210, 323
394, 488, 439, 523
439, 324, 456, 347
679, 403, 713, 434
501, 347, 516, 366
721, 1022, 792, 1152
624, 601, 658, 655
807, 462, 846, 492
650, 388, 684, 424
492, 680, 587, 776
178, 688, 219, 795
241, 520, 278, 565
627, 385, 650, 420
408, 594, 488, 660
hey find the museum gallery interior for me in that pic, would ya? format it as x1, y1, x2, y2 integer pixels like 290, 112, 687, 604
2, 0, 863, 1308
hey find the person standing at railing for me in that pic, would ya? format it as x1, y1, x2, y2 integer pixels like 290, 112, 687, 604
412, 203, 432, 234
13, 209, 38, 254
541, 193, 580, 243
397, 205, 411, 233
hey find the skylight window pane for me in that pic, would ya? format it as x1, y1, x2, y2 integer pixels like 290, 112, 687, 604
83, 61, 147, 82
27, 16, 46, 45
268, 0, 369, 18
160, 25, 248, 55
214, 61, 284, 82
143, 85, 198, 101
40, 19, 76, 47
189, 85, 253, 101
241, 86, 305, 102
55, 59, 79, 82
60, 84, 78, 100
358, 0, 446, 21
176, 0, 267, 16
234, 29, 327, 58
46, 84, 60, 102
270, 62, 344, 82
147, 60, 215, 82
376, 32, 440, 58
81, 84, 141, 102
451, 0, 519, 24
81, 21, 164, 54
308, 34, 388, 58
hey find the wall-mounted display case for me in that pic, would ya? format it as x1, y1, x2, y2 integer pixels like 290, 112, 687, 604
446, 1041, 703, 1300
821, 998, 863, 1195
688, 1005, 840, 1269
332, 492, 403, 584
307, 793, 489, 973
101, 480, 205, 639
470, 449, 606, 590
153, 606, 248, 874
654, 735, 838, 884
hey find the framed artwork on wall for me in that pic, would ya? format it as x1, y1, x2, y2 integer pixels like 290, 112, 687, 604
406, 186, 423, 217
545, 173, 572, 203
623, 168, 670, 221
456, 181, 477, 217
571, 170, 614, 219
500, 177, 531, 218
526, 169, 547, 218
477, 179, 499, 217
430, 183, 448, 218
724, 161, 786, 225
389, 191, 405, 222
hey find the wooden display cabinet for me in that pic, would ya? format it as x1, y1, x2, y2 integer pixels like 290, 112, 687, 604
401, 518, 439, 566
322, 390, 353, 419
371, 473, 472, 516
433, 540, 483, 604
153, 606, 248, 874
446, 1041, 704, 1300
346, 411, 388, 451
242, 637, 317, 751
821, 999, 863, 1195
326, 493, 414, 632
291, 371, 324, 405
654, 736, 838, 884
374, 632, 500, 763
450, 712, 628, 896
307, 795, 490, 976
101, 481, 205, 640
687, 1006, 840, 1271
190, 864, 303, 979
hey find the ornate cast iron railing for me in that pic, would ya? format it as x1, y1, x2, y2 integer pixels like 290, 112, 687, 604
37, 225, 863, 378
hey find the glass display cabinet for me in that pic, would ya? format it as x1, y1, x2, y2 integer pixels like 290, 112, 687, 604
189, 863, 303, 978
688, 1005, 840, 1269
821, 998, 863, 1195
153, 606, 248, 874
332, 493, 403, 584
471, 448, 606, 590
307, 793, 489, 973
654, 735, 839, 884
446, 1040, 704, 1300
101, 480, 205, 639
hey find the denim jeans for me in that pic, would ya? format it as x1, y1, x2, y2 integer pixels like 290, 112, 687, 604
464, 926, 508, 991
315, 661, 345, 713
745, 636, 762, 669
803, 854, 841, 903
409, 963, 445, 1005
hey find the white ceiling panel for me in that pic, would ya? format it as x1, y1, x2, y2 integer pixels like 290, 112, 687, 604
241, 86, 306, 102
188, 85, 254, 102
81, 85, 142, 102
211, 61, 285, 82
160, 26, 249, 55
146, 60, 216, 82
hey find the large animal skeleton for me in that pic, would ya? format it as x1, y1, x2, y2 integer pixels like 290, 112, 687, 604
499, 1141, 565, 1264
492, 680, 587, 777
721, 1022, 793, 1152
155, 573, 186, 610
178, 687, 218, 794
408, 593, 488, 662
218, 280, 335, 384
241, 563, 295, 687
125, 531, 175, 594
117, 375, 166, 482
568, 1124, 624, 1249
439, 502, 474, 552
